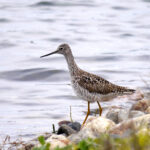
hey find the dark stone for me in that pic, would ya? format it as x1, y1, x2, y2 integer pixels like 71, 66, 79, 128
58, 121, 81, 131
57, 124, 76, 136
57, 121, 81, 136
68, 122, 81, 132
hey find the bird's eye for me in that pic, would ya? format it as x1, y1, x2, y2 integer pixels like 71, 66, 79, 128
59, 47, 63, 50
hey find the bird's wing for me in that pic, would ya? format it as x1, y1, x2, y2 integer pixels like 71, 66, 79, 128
75, 72, 135, 95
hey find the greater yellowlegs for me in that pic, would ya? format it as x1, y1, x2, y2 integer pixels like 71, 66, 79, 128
41, 43, 135, 125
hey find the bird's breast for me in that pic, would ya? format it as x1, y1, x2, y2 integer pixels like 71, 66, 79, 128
71, 78, 101, 102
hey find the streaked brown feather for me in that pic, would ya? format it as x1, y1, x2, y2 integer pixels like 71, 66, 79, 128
75, 70, 135, 95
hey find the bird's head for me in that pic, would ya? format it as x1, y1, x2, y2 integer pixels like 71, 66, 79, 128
40, 43, 71, 58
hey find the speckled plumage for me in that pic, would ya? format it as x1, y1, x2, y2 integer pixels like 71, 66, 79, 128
72, 70, 135, 102
41, 43, 135, 125
58, 44, 135, 102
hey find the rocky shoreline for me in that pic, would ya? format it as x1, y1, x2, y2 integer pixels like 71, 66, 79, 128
1, 92, 150, 150
23, 115, 150, 150
20, 93, 150, 150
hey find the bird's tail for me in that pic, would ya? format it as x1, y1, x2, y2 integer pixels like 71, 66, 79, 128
124, 88, 136, 95
128, 89, 136, 92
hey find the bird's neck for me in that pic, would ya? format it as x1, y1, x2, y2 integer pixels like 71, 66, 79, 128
64, 51, 79, 76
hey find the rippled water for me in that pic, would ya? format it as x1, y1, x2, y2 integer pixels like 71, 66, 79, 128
0, 0, 150, 142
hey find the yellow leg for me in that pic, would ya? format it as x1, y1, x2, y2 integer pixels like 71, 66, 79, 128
97, 101, 102, 116
82, 102, 90, 126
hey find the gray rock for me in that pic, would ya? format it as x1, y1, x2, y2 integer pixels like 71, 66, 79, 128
129, 110, 145, 118
68, 122, 81, 131
106, 109, 119, 123
57, 124, 76, 136
106, 108, 129, 124
57, 121, 81, 136
109, 114, 150, 135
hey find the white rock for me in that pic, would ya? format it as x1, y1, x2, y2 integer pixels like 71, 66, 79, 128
146, 106, 150, 114
68, 116, 115, 143
46, 134, 70, 150
84, 116, 116, 131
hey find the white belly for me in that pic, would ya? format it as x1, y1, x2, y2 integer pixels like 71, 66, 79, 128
71, 81, 101, 102
71, 80, 119, 102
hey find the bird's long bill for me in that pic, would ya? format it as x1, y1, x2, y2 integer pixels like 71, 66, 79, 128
40, 50, 58, 58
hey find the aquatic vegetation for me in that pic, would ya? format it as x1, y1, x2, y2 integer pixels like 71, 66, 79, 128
33, 128, 150, 150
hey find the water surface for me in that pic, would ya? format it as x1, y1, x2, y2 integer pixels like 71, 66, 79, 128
0, 0, 150, 142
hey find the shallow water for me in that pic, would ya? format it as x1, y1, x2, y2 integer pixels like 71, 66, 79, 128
0, 0, 150, 142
